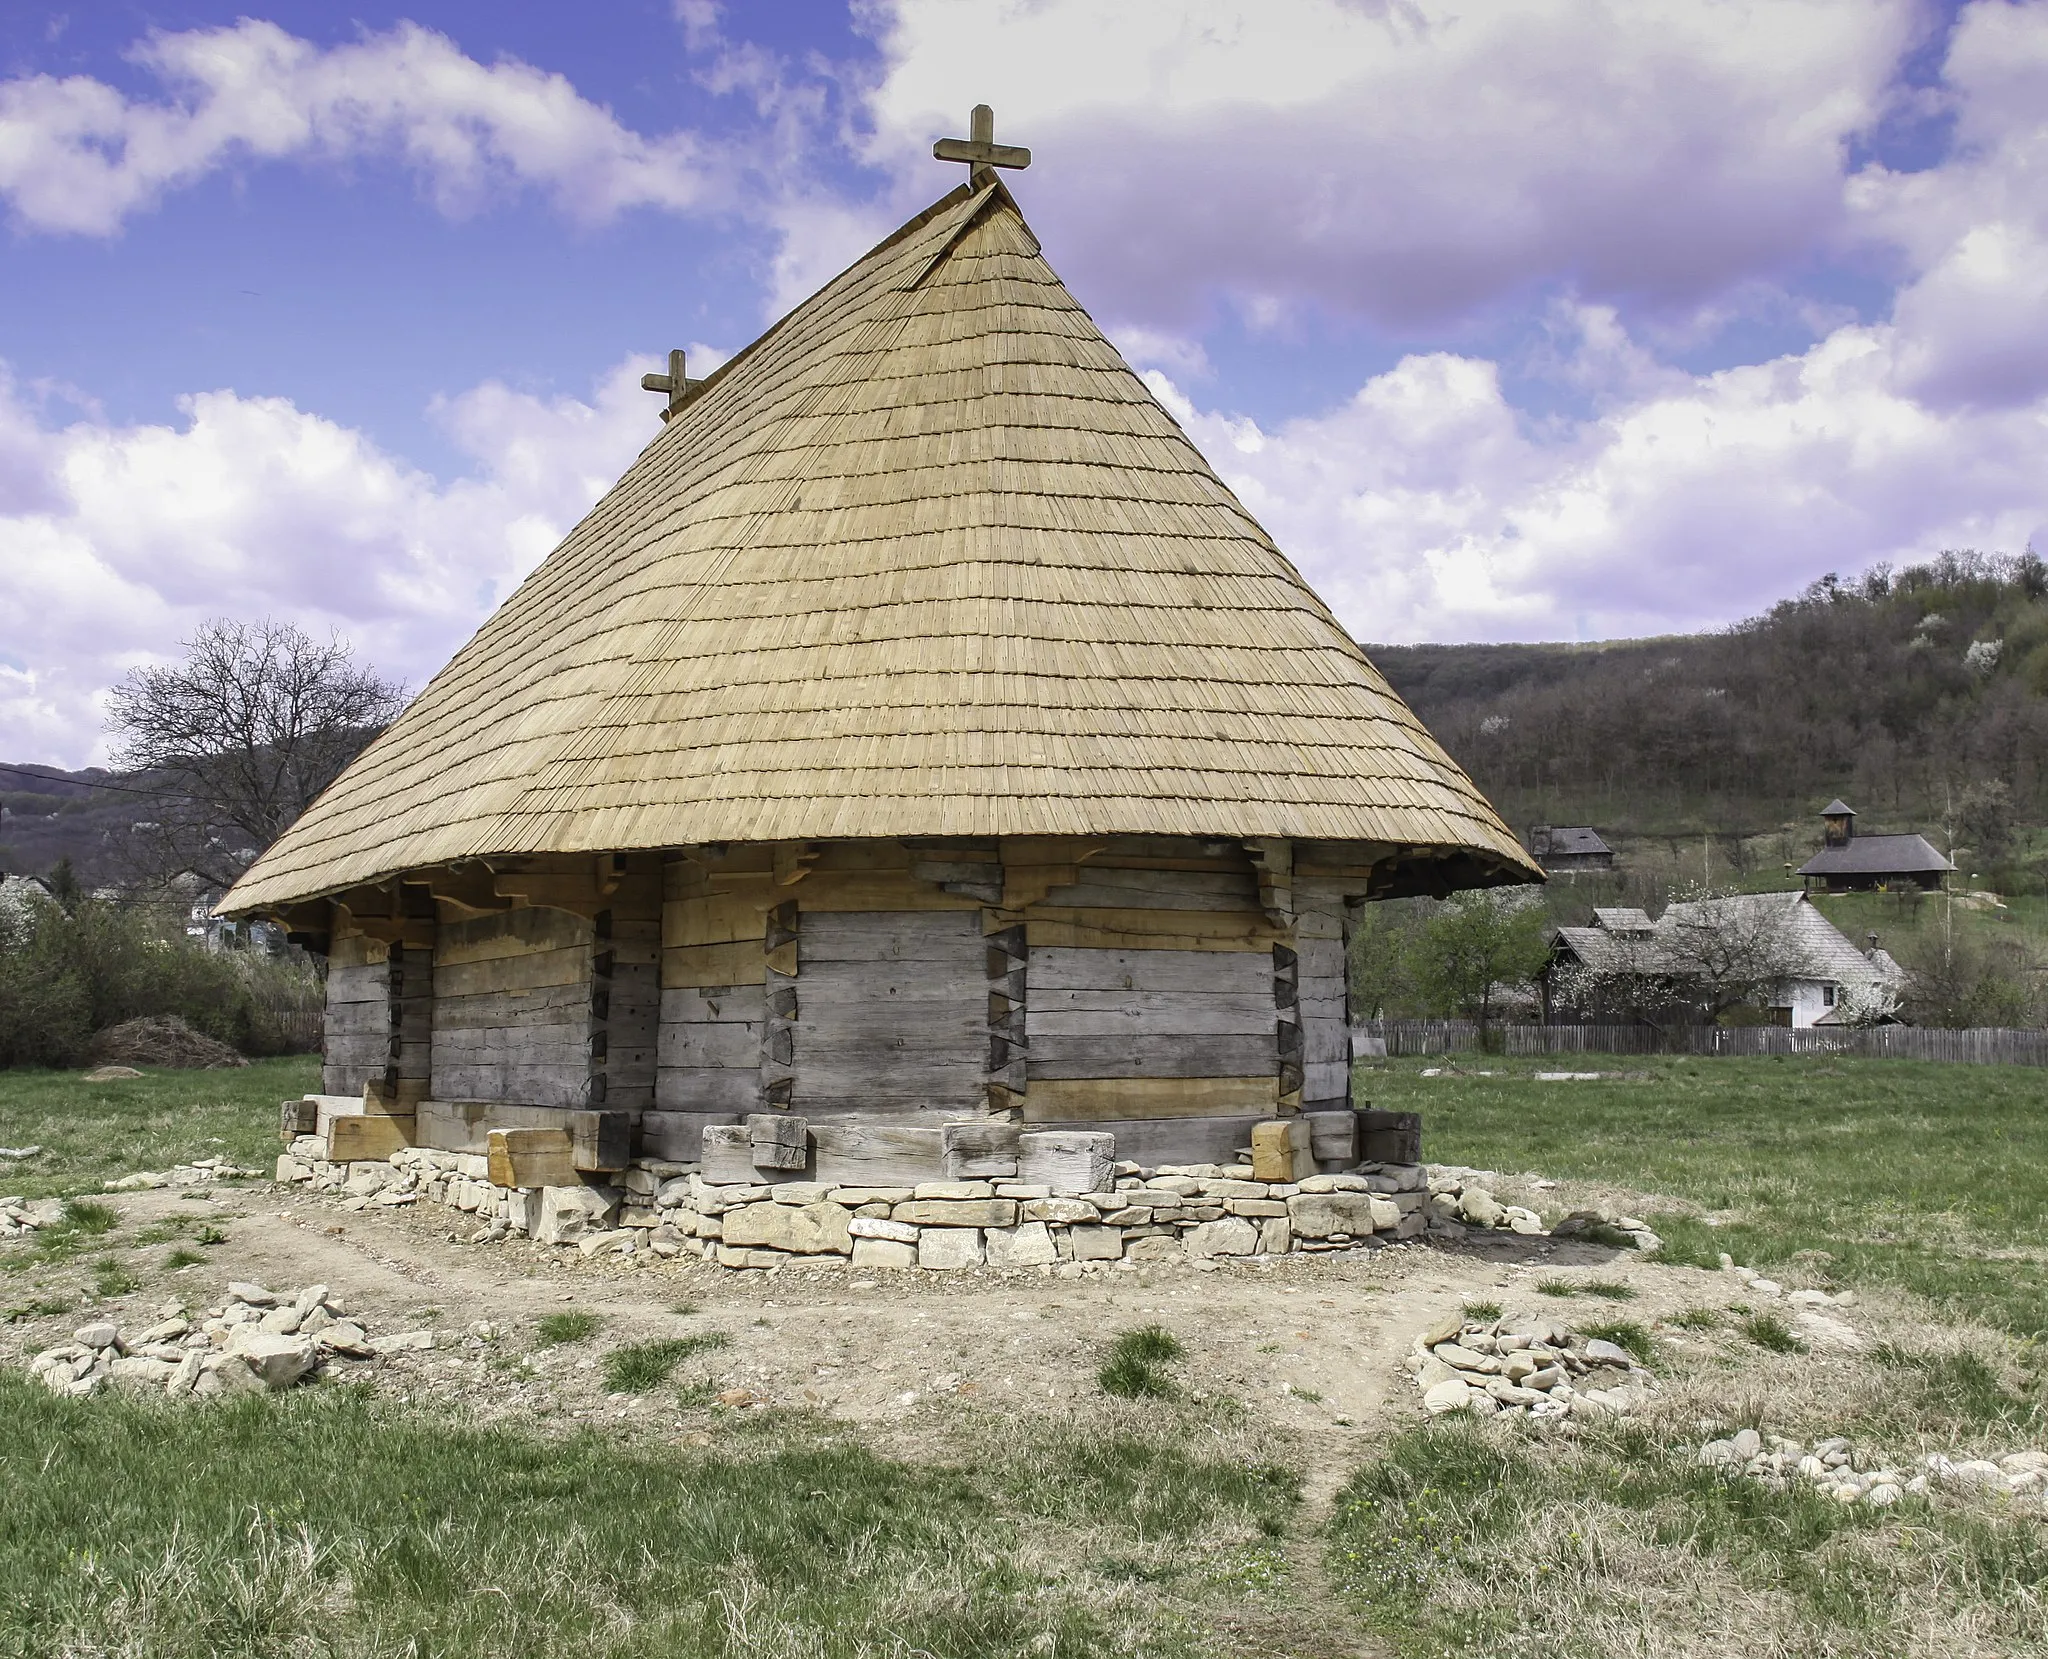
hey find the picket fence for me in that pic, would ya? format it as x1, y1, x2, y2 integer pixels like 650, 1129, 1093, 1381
1357, 1019, 2048, 1066
263, 1008, 324, 1053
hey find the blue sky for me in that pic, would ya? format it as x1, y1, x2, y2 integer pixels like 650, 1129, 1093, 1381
4, 0, 2047, 763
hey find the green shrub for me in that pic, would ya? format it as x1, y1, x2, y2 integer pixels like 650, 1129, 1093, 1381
0, 896, 321, 1068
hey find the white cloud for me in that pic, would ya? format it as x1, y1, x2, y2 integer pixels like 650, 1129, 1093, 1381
0, 361, 660, 764
1106, 323, 1212, 380
1850, 1, 2048, 410
1169, 315, 2048, 646
0, 19, 716, 235
858, 0, 1920, 327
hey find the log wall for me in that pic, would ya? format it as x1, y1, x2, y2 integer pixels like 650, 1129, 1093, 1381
322, 933, 431, 1101
641, 836, 1369, 1158
432, 908, 595, 1107
310, 839, 1368, 1167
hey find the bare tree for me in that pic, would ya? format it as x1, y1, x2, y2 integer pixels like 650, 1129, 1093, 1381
1660, 892, 1815, 1023
106, 619, 403, 889
1549, 891, 1830, 1028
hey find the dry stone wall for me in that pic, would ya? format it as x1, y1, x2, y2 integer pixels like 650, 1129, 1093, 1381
275, 1113, 1435, 1271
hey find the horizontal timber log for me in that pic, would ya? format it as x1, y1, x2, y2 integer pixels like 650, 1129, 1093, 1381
663, 940, 768, 989
1037, 869, 1260, 911
1089, 1114, 1272, 1168
1027, 1033, 1277, 1079
654, 1068, 764, 1112
637, 1109, 739, 1161
434, 947, 590, 998
434, 907, 591, 965
657, 1022, 760, 1069
1022, 910, 1283, 952
1029, 947, 1274, 995
1022, 1076, 1279, 1123
488, 1128, 577, 1189
1025, 990, 1278, 1036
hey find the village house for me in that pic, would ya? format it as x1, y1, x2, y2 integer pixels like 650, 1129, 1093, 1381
0, 872, 54, 923
1797, 800, 1952, 893
221, 112, 1535, 1218
1526, 826, 1616, 876
1546, 891, 1903, 1028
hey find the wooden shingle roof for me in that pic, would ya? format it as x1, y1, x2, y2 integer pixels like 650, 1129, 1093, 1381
225, 178, 1536, 912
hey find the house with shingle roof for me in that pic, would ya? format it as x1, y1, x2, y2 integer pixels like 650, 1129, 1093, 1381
221, 112, 1536, 1180
1548, 891, 1901, 1028
1797, 800, 1952, 893
1527, 825, 1615, 875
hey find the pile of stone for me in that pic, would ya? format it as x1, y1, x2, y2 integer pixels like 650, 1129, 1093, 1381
1421, 1168, 1548, 1238
1698, 1429, 2048, 1510
1709, 1258, 1865, 1348
1, 1195, 63, 1239
275, 1136, 1437, 1271
1552, 1205, 1662, 1252
105, 1157, 262, 1191
1926, 1449, 2048, 1503
1406, 1310, 1654, 1418
25, 1280, 437, 1399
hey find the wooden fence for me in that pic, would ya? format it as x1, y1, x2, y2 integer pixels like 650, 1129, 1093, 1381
1356, 1020, 2048, 1066
263, 1008, 324, 1053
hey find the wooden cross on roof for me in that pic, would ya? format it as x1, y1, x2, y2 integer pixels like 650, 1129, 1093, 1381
641, 348, 705, 422
933, 104, 1030, 184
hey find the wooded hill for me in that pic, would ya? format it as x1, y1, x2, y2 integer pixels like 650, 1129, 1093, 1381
1371, 553, 2048, 861
0, 764, 152, 885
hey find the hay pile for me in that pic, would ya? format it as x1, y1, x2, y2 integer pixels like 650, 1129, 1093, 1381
87, 1016, 247, 1071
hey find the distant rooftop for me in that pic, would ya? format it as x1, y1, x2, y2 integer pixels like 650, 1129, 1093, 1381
1529, 826, 1612, 858
1798, 833, 1954, 877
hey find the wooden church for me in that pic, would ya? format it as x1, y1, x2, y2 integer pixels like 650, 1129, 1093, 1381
224, 110, 1537, 1179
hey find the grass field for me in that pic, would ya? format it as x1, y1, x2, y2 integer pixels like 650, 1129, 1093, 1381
0, 1058, 315, 1200
1367, 1053, 2048, 1334
0, 1378, 1296, 1659
5, 1057, 2048, 1656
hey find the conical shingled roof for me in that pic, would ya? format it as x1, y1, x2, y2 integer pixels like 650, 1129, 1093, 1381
225, 178, 1537, 912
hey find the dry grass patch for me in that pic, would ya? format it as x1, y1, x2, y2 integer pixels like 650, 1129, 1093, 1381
1330, 1311, 2048, 1657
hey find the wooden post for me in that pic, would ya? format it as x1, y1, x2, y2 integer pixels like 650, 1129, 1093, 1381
761, 899, 797, 1109
985, 918, 1027, 1111
1274, 942, 1303, 1108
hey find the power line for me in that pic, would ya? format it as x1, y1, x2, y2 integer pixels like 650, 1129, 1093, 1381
0, 763, 197, 803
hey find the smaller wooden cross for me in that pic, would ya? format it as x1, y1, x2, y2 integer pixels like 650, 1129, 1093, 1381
640, 348, 704, 422
933, 104, 1030, 183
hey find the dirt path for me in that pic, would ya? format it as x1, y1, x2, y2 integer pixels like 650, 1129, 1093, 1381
6, 1179, 1666, 1446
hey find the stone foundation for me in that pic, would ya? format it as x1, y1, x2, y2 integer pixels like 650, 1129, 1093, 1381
275, 1131, 1432, 1270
